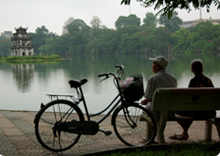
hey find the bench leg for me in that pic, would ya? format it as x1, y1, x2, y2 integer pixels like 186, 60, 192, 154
213, 120, 220, 140
205, 119, 220, 141
205, 120, 212, 141
156, 121, 166, 144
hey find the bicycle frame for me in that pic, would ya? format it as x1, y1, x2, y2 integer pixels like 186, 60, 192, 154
75, 69, 127, 124
87, 94, 122, 124
47, 66, 126, 126
47, 87, 124, 126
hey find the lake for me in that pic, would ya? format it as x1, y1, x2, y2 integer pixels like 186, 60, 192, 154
0, 54, 220, 114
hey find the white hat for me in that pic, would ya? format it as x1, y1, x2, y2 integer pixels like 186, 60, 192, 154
149, 55, 168, 68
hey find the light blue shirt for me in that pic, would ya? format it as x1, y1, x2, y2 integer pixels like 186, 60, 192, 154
144, 70, 177, 101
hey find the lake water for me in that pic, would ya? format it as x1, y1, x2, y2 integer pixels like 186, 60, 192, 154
0, 54, 220, 114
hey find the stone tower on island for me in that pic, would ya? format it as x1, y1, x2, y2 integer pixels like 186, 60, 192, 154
11, 27, 34, 56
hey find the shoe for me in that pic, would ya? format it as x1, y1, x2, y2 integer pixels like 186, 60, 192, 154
140, 113, 152, 122
140, 138, 158, 144
169, 134, 188, 140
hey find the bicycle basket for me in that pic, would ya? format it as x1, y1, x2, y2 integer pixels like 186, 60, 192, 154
121, 75, 144, 102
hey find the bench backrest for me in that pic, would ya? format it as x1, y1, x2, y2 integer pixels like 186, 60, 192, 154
151, 88, 220, 112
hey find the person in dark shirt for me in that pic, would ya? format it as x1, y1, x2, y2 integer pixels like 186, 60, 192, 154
169, 59, 216, 140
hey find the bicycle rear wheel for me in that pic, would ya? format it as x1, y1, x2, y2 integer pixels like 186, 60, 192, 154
112, 103, 156, 146
34, 100, 84, 152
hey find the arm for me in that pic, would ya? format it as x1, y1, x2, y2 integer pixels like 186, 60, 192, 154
141, 77, 154, 105
141, 98, 150, 105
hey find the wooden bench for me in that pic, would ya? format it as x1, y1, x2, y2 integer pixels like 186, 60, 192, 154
151, 88, 220, 144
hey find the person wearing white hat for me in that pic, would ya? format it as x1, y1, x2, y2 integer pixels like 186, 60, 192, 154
141, 55, 177, 108
140, 55, 177, 143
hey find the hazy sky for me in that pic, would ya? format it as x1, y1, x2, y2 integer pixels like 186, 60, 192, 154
0, 0, 220, 35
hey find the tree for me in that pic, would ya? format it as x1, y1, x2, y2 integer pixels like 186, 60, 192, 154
171, 21, 220, 54
127, 14, 141, 26
86, 28, 117, 54
188, 22, 220, 54
90, 16, 103, 38
171, 28, 191, 53
66, 19, 91, 54
98, 28, 117, 53
90, 16, 102, 29
30, 26, 52, 54
115, 16, 127, 29
63, 17, 74, 34
0, 36, 11, 56
38, 35, 69, 55
115, 14, 140, 29
118, 32, 143, 53
35, 26, 49, 35
143, 12, 157, 28
150, 27, 173, 53
66, 19, 90, 35
121, 0, 220, 18
159, 11, 182, 32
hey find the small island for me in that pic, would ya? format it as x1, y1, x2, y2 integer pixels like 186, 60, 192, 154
0, 27, 61, 63
0, 54, 61, 63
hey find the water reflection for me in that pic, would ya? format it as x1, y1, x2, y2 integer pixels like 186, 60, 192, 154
12, 64, 34, 92
0, 54, 220, 111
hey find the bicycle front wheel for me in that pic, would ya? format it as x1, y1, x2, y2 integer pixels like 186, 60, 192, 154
34, 100, 84, 152
112, 103, 156, 146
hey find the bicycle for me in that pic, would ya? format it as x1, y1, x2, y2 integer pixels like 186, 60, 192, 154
34, 65, 157, 152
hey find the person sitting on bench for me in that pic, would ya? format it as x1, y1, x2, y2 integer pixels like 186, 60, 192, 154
140, 55, 177, 143
169, 59, 216, 140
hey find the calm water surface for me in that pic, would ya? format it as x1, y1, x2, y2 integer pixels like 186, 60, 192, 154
0, 54, 220, 113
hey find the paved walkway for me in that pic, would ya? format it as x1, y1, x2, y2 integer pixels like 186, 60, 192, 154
0, 110, 219, 156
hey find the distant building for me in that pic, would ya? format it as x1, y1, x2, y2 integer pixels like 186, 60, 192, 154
180, 18, 220, 28
11, 27, 34, 56
1, 31, 13, 38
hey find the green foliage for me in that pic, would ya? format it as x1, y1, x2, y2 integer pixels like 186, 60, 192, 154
171, 29, 191, 53
143, 12, 157, 28
0, 55, 61, 62
0, 36, 11, 56
115, 14, 141, 29
151, 27, 173, 53
172, 21, 220, 54
29, 26, 57, 54
1, 13, 219, 56
121, 0, 220, 19
159, 11, 183, 32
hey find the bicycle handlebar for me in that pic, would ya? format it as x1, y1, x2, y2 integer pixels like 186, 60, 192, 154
98, 65, 125, 79
115, 65, 124, 71
98, 73, 109, 78
97, 65, 125, 100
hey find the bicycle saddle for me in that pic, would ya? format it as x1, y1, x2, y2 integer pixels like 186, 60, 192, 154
69, 79, 88, 88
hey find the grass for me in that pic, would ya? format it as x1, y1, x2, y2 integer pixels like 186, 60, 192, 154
91, 143, 220, 156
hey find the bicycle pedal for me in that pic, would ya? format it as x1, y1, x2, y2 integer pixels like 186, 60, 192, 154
105, 131, 112, 136
99, 129, 112, 136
